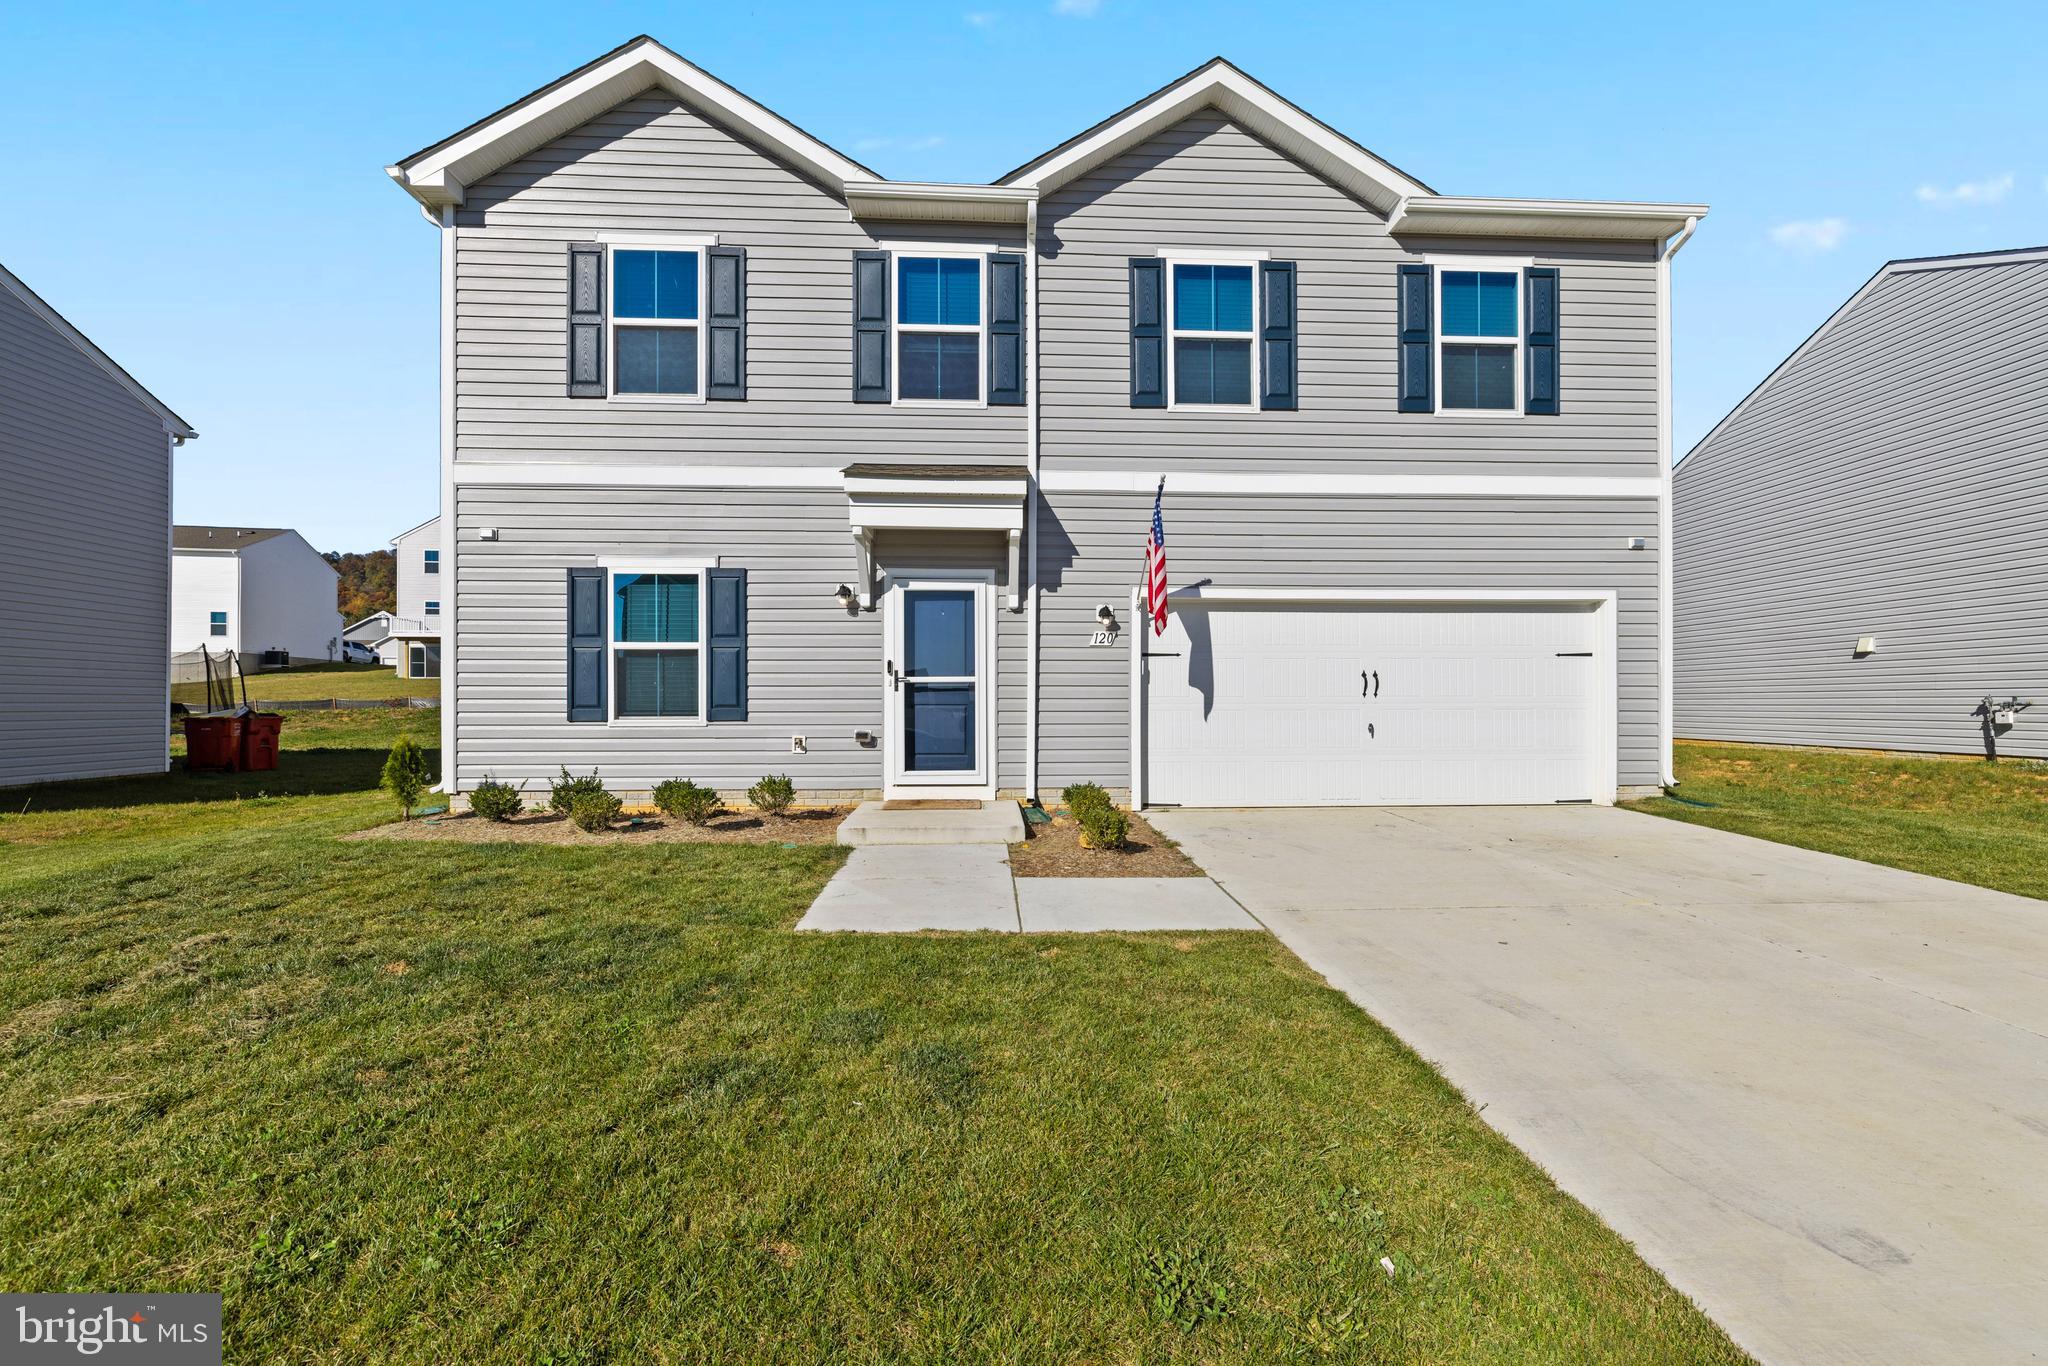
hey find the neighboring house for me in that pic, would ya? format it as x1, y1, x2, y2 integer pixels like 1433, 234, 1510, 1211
387, 515, 443, 679
1676, 246, 2048, 760
343, 610, 394, 649
385, 38, 1704, 805
172, 527, 344, 665
0, 262, 196, 787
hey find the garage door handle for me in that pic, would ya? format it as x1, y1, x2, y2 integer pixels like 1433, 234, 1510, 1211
1361, 669, 1379, 698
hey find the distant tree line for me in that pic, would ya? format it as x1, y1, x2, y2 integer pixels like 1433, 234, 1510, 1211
327, 549, 396, 621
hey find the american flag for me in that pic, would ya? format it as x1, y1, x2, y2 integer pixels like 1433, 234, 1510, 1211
1144, 478, 1168, 635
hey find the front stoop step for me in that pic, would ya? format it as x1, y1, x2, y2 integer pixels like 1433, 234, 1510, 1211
837, 800, 1026, 846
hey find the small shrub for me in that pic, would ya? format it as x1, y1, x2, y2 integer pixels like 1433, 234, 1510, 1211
468, 775, 523, 823
381, 738, 434, 820
1062, 781, 1112, 818
549, 766, 607, 815
653, 778, 720, 825
567, 789, 623, 833
1077, 801, 1129, 851
748, 773, 797, 815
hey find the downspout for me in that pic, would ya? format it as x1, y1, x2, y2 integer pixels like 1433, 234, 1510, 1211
1656, 215, 1698, 788
1024, 195, 1041, 800
436, 201, 458, 792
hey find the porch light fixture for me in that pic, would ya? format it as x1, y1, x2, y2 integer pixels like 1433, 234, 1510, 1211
1096, 604, 1119, 631
834, 584, 857, 610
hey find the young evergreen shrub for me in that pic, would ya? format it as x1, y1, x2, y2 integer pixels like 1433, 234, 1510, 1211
654, 778, 720, 825
748, 773, 797, 815
381, 738, 434, 820
468, 775, 523, 823
549, 766, 607, 815
1077, 801, 1129, 851
1061, 782, 1112, 818
568, 789, 623, 833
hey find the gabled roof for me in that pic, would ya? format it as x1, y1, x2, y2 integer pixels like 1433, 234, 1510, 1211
0, 261, 196, 439
391, 513, 440, 544
1679, 243, 2048, 473
995, 57, 1433, 216
173, 526, 291, 551
388, 35, 877, 211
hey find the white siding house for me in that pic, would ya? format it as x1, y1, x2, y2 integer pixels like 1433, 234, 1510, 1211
388, 515, 442, 678
172, 527, 344, 664
0, 261, 196, 788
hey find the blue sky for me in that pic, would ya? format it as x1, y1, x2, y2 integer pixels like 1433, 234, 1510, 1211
3, 1, 2043, 552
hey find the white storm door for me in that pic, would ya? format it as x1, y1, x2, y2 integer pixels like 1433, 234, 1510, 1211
882, 574, 992, 794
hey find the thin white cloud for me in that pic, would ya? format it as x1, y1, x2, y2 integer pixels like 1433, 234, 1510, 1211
1914, 173, 2014, 207
964, 10, 999, 27
853, 134, 947, 154
1053, 0, 1102, 15
1770, 217, 1850, 253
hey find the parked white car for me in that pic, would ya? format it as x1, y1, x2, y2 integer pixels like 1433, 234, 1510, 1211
341, 640, 380, 665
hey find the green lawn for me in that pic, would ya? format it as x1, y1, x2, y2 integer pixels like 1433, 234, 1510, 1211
2, 713, 1741, 1362
1628, 740, 2048, 900
172, 661, 438, 706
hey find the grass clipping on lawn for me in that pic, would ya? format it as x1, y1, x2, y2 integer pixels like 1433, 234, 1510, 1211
348, 806, 851, 845
1010, 808, 1205, 877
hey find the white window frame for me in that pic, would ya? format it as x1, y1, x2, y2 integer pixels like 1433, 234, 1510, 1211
1163, 254, 1263, 413
424, 600, 440, 616
209, 610, 228, 637
1426, 253, 1532, 418
408, 642, 442, 680
889, 250, 988, 409
424, 549, 439, 574
599, 558, 714, 729
606, 241, 709, 406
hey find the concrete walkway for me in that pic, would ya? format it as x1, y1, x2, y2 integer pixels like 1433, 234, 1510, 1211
796, 845, 1256, 933
1152, 804, 2048, 1365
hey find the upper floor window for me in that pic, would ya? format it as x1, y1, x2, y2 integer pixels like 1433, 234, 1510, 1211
611, 570, 704, 720
423, 549, 440, 574
1170, 261, 1256, 408
209, 611, 228, 637
424, 600, 441, 617
895, 255, 981, 404
1438, 269, 1519, 411
611, 247, 703, 398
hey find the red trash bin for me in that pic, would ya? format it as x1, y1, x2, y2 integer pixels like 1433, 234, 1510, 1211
239, 713, 282, 772
184, 715, 245, 773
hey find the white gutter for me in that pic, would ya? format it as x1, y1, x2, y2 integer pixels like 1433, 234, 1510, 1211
1656, 214, 1698, 789
1024, 196, 1042, 801
436, 202, 458, 794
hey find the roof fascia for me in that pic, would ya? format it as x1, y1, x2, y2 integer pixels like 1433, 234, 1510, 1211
1395, 195, 1711, 243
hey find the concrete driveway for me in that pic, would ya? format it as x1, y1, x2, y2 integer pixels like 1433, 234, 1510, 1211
1150, 804, 2048, 1365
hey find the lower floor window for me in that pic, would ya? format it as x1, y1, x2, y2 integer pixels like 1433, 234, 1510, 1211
209, 611, 228, 637
408, 643, 441, 679
615, 650, 699, 718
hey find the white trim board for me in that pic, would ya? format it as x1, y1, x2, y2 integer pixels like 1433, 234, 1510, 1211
1042, 471, 1662, 499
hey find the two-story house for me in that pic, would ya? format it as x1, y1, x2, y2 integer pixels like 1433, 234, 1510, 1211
385, 514, 444, 678
386, 38, 1704, 807
171, 526, 345, 665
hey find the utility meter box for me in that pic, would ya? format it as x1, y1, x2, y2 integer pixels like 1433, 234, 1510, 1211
1993, 706, 2018, 728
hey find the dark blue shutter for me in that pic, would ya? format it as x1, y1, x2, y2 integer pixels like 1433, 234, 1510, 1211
1129, 257, 1165, 408
1396, 263, 1434, 413
987, 252, 1025, 405
1524, 267, 1560, 416
852, 251, 890, 402
706, 568, 748, 721
566, 567, 606, 722
567, 243, 605, 398
706, 246, 746, 401
1260, 259, 1297, 410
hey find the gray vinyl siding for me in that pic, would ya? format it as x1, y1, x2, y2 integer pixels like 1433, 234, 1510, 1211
1037, 110, 1662, 477
0, 283, 171, 787
1038, 491, 1664, 795
1675, 255, 2048, 758
454, 92, 1024, 468
452, 486, 1022, 795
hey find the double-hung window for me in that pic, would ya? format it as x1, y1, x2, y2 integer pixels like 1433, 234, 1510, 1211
610, 569, 706, 721
1437, 266, 1521, 411
610, 247, 704, 398
424, 549, 439, 575
209, 611, 228, 638
424, 600, 440, 617
1169, 261, 1257, 407
894, 255, 982, 403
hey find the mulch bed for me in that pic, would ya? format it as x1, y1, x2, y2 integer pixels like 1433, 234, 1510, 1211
1008, 809, 1205, 878
345, 806, 851, 846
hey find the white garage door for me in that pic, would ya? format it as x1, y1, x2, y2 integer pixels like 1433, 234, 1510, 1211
1143, 602, 1603, 807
